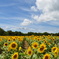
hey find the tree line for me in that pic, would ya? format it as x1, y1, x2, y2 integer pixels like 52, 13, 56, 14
0, 28, 59, 36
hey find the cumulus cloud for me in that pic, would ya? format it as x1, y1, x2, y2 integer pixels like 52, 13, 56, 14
20, 19, 32, 26
32, 11, 59, 22
32, 0, 59, 25
36, 0, 59, 12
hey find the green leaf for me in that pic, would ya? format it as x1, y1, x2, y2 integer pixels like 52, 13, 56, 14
19, 53, 26, 56
32, 54, 38, 59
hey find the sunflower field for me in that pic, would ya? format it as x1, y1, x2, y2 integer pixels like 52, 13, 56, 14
0, 35, 59, 59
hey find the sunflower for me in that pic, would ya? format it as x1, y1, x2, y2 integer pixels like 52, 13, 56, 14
0, 39, 2, 42
10, 42, 18, 50
51, 47, 58, 53
38, 43, 46, 53
4, 42, 8, 46
54, 51, 58, 57
32, 42, 39, 49
13, 39, 16, 41
18, 38, 23, 41
8, 38, 11, 41
26, 47, 33, 56
12, 52, 18, 59
43, 53, 50, 59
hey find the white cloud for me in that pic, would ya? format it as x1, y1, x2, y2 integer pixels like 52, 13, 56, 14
32, 11, 59, 22
31, 0, 59, 25
31, 6, 37, 11
20, 19, 32, 26
36, 0, 59, 12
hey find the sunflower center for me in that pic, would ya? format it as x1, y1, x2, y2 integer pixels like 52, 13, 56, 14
8, 39, 10, 41
40, 46, 44, 51
45, 56, 48, 59
13, 39, 15, 41
53, 48, 56, 51
28, 51, 31, 54
12, 44, 16, 48
34, 44, 37, 47
13, 54, 17, 58
5, 43, 8, 46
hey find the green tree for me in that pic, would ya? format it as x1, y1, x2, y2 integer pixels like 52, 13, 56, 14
0, 28, 5, 35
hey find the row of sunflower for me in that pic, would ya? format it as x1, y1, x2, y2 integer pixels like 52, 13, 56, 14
0, 35, 59, 59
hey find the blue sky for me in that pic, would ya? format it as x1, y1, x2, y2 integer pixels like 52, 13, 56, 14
0, 0, 59, 33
